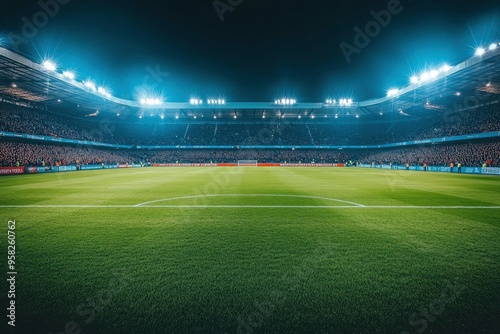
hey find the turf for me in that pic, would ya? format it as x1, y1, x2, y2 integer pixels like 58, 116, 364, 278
1, 167, 499, 334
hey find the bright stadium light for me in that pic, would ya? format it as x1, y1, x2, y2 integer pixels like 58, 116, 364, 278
84, 80, 96, 91
62, 71, 75, 80
387, 88, 399, 98
140, 97, 162, 106
410, 76, 419, 84
475, 47, 486, 57
489, 43, 498, 51
190, 98, 203, 105
275, 98, 297, 106
440, 64, 452, 72
430, 69, 440, 78
42, 60, 56, 71
97, 87, 111, 98
208, 98, 225, 105
338, 98, 353, 107
420, 71, 431, 82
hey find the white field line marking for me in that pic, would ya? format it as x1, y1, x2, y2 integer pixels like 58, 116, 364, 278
134, 194, 366, 207
0, 205, 499, 209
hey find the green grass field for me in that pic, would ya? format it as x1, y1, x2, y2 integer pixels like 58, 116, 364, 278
1, 167, 499, 334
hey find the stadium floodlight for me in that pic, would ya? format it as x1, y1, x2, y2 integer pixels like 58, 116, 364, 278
430, 69, 440, 78
97, 87, 111, 98
62, 71, 75, 80
208, 98, 225, 105
84, 80, 97, 91
334, 114, 338, 119
439, 64, 452, 72
275, 98, 297, 106
475, 47, 486, 57
42, 60, 56, 71
387, 88, 399, 98
326, 99, 337, 105
410, 76, 419, 84
190, 98, 203, 105
338, 98, 353, 107
489, 43, 498, 51
420, 71, 431, 82
355, 115, 360, 118
214, 115, 217, 119
140, 97, 162, 106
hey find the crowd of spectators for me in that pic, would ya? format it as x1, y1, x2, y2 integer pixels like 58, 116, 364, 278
0, 142, 138, 167
1, 141, 498, 167
2, 101, 499, 147
1, 100, 499, 168
357, 141, 500, 167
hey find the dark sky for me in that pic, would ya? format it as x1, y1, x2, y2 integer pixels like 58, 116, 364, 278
1, 0, 499, 102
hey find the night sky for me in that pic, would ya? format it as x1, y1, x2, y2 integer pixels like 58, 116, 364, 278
1, 0, 499, 102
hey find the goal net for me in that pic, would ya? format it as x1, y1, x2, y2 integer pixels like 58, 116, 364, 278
238, 160, 258, 167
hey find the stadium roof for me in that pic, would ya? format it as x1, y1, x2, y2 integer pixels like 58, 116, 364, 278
1, 45, 500, 122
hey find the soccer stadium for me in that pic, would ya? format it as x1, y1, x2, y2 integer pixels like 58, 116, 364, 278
1, 1, 500, 334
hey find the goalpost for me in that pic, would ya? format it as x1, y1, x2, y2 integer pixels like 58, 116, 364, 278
238, 160, 258, 167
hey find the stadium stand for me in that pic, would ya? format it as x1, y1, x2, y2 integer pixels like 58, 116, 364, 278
1, 101, 499, 146
1, 101, 499, 168
1, 141, 498, 167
